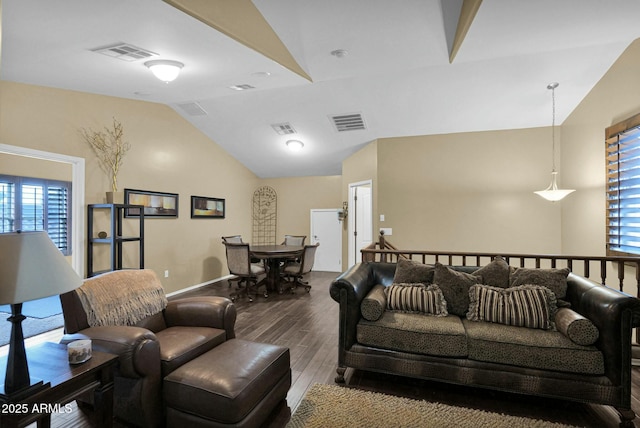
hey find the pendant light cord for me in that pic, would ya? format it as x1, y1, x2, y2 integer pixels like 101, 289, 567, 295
548, 82, 558, 172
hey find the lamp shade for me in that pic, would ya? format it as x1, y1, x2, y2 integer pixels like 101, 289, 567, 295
534, 171, 576, 202
0, 231, 82, 305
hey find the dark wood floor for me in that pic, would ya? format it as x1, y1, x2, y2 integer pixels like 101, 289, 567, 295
34, 272, 640, 427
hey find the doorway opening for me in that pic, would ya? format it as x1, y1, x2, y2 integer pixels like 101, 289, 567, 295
0, 144, 85, 276
348, 180, 373, 267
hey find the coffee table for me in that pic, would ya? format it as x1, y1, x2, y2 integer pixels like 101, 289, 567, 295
0, 342, 117, 427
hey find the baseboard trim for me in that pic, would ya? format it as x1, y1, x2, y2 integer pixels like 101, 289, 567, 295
166, 275, 234, 298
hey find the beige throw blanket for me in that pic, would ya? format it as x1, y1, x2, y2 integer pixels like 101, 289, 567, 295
76, 269, 167, 327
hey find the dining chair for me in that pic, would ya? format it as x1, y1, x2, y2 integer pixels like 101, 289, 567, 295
223, 235, 264, 265
281, 243, 319, 293
222, 235, 245, 288
281, 235, 307, 267
223, 242, 267, 302
282, 235, 306, 246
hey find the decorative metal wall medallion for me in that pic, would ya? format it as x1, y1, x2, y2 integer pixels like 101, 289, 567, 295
252, 186, 277, 245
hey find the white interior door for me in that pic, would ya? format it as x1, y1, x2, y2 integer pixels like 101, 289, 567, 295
348, 181, 373, 267
310, 209, 342, 272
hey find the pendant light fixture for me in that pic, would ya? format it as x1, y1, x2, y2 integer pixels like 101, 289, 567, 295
534, 82, 575, 202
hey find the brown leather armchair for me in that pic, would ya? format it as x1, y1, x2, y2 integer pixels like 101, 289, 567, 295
60, 269, 236, 427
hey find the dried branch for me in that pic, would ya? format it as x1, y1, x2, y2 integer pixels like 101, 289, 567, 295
80, 118, 131, 192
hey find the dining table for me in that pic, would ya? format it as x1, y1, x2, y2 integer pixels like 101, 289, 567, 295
250, 244, 304, 293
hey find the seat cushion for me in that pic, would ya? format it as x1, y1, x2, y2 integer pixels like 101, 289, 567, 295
163, 339, 290, 425
251, 263, 266, 275
283, 263, 301, 275
357, 312, 467, 357
463, 319, 604, 374
156, 326, 226, 376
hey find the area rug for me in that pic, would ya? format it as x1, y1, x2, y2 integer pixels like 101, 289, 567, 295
286, 383, 578, 428
0, 312, 64, 347
0, 295, 62, 318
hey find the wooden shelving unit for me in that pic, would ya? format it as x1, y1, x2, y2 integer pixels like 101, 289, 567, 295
87, 204, 144, 277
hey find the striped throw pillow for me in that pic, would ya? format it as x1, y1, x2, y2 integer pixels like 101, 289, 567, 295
467, 284, 557, 330
385, 284, 448, 316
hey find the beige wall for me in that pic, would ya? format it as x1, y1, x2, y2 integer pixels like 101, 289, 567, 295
336, 38, 640, 293
0, 81, 258, 293
259, 175, 342, 243
340, 39, 640, 265
561, 38, 640, 295
345, 128, 562, 255
0, 153, 72, 181
0, 81, 344, 293
562, 38, 640, 257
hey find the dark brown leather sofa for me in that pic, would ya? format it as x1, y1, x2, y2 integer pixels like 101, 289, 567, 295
330, 262, 640, 427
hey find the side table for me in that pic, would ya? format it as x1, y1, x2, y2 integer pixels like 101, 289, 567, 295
0, 342, 117, 428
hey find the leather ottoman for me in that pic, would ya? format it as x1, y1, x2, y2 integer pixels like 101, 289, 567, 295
163, 338, 291, 427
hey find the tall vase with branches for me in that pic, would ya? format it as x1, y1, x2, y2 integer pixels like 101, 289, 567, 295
81, 118, 131, 200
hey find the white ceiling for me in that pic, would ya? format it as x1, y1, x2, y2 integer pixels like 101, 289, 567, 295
2, 0, 640, 178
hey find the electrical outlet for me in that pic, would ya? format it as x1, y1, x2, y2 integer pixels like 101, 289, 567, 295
164, 270, 169, 278
380, 227, 392, 236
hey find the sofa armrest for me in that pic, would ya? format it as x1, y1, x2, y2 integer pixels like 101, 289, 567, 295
330, 263, 395, 355
164, 296, 237, 340
566, 273, 640, 386
330, 263, 376, 306
75, 326, 161, 380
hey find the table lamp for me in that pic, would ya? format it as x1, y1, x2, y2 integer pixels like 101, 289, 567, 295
0, 231, 83, 400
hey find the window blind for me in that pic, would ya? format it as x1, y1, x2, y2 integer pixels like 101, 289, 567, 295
0, 175, 71, 255
0, 182, 15, 232
606, 125, 640, 255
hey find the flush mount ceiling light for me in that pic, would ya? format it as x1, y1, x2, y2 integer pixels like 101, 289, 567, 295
144, 60, 184, 83
286, 140, 304, 152
534, 82, 575, 202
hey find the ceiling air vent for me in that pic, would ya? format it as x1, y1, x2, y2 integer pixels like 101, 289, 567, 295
91, 43, 157, 62
330, 113, 366, 132
177, 102, 208, 117
271, 123, 296, 135
228, 84, 255, 91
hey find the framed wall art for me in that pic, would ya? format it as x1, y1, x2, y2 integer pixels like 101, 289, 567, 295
191, 196, 225, 219
124, 188, 179, 218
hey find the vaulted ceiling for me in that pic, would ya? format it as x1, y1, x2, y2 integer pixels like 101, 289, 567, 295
2, 0, 640, 177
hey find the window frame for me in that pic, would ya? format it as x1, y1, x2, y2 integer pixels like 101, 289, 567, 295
0, 174, 72, 256
605, 111, 640, 257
